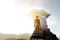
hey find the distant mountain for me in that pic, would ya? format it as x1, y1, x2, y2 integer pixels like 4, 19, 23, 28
17, 33, 30, 39
0, 33, 30, 40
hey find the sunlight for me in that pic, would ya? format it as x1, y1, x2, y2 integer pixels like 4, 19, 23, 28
14, 5, 43, 34
0, 0, 51, 35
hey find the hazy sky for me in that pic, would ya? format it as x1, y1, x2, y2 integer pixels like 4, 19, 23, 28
0, 0, 60, 37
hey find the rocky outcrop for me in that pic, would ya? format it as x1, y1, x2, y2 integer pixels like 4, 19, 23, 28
30, 28, 59, 40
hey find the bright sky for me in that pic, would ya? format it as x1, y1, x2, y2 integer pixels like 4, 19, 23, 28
0, 0, 60, 37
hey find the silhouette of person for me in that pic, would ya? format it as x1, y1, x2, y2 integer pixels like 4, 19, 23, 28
34, 16, 41, 33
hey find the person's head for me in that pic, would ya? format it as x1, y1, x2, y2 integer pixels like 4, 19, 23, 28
36, 16, 38, 19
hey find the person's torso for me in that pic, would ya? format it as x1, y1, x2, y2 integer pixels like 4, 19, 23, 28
34, 19, 40, 27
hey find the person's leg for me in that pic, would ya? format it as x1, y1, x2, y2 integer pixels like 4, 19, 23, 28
38, 26, 41, 33
38, 27, 39, 33
34, 27, 38, 33
36, 26, 39, 33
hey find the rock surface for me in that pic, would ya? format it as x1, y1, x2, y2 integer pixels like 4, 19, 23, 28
30, 28, 59, 40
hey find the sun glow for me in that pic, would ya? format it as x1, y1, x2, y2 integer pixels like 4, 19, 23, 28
16, 7, 34, 34
0, 0, 34, 34
0, 0, 51, 35
15, 6, 42, 34
0, 1, 38, 34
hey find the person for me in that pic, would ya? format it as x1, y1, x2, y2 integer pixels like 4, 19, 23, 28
34, 16, 42, 33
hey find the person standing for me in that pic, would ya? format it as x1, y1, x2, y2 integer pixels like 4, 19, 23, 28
34, 16, 42, 33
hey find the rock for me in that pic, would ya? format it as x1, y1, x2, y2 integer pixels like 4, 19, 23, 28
30, 28, 59, 40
